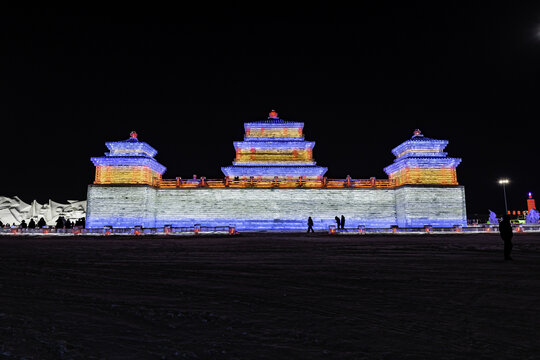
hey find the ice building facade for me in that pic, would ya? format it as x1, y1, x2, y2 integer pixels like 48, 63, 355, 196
86, 112, 467, 230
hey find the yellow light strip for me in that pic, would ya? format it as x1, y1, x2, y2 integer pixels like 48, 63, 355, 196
245, 128, 303, 138
236, 149, 312, 162
389, 167, 458, 185
95, 166, 162, 185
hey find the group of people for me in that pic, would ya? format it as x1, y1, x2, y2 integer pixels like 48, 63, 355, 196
335, 215, 346, 229
0, 217, 86, 230
306, 215, 346, 233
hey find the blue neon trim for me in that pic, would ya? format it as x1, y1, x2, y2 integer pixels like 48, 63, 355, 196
221, 165, 328, 177
91, 156, 167, 174
383, 157, 462, 175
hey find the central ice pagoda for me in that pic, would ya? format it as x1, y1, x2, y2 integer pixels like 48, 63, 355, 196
221, 110, 328, 179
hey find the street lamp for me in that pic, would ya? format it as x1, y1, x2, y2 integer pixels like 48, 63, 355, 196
498, 178, 510, 214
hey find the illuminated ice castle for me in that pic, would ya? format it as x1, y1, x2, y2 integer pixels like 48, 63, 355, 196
86, 111, 467, 230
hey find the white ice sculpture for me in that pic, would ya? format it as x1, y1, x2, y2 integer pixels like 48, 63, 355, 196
526, 208, 539, 224
488, 210, 498, 225
0, 196, 86, 226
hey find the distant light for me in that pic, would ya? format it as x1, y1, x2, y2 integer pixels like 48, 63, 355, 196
130, 131, 138, 139
268, 110, 278, 119
413, 129, 421, 136
498, 179, 510, 185
529, 192, 533, 198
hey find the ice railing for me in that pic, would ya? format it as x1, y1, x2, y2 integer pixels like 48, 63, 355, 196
0, 225, 237, 236
156, 176, 396, 189
2, 224, 540, 235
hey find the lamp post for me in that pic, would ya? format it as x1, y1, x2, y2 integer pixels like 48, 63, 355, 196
498, 178, 510, 214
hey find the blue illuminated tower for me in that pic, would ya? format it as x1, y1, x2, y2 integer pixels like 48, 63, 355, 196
383, 129, 462, 186
90, 131, 166, 185
221, 111, 328, 179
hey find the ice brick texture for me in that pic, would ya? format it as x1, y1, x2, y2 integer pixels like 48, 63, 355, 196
86, 185, 466, 230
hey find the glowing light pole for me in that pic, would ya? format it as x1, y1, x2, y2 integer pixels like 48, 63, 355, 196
498, 178, 510, 214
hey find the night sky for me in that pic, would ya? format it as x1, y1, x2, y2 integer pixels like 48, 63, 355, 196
2, 4, 540, 218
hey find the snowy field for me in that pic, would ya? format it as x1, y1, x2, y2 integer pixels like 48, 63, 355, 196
1, 233, 539, 359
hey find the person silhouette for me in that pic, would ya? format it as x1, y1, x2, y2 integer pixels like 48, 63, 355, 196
307, 217, 314, 233
499, 214, 513, 260
335, 216, 341, 229
341, 215, 345, 229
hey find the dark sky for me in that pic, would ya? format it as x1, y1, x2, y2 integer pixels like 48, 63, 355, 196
1, 4, 540, 217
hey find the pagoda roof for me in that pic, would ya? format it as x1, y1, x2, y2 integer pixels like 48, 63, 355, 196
105, 133, 158, 158
391, 131, 449, 157
91, 131, 166, 174
222, 165, 328, 177
91, 156, 167, 174
232, 160, 318, 166
383, 157, 462, 175
234, 141, 315, 149
244, 119, 304, 128
244, 110, 304, 128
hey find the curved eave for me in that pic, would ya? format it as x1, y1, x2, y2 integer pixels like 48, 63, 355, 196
397, 152, 449, 159
91, 156, 167, 174
232, 161, 318, 166
234, 141, 316, 149
383, 157, 462, 175
244, 136, 305, 141
222, 165, 328, 177
244, 121, 304, 129
105, 141, 158, 157
391, 139, 448, 157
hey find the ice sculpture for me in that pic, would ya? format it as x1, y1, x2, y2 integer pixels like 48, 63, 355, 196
0, 196, 86, 226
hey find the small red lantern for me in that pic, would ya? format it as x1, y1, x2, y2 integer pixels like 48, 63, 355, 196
268, 110, 278, 119
130, 131, 138, 139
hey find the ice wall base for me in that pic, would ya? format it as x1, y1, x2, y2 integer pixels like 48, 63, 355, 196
86, 185, 467, 230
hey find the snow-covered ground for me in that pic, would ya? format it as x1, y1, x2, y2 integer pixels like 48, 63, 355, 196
0, 233, 539, 359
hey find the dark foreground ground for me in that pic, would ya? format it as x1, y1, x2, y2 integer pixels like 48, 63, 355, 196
1, 233, 539, 360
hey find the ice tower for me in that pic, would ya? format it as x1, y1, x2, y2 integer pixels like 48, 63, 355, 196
221, 111, 328, 179
384, 129, 462, 186
90, 131, 166, 186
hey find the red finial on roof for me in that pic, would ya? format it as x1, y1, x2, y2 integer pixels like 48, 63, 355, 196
269, 110, 278, 119
130, 131, 138, 139
413, 129, 421, 136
